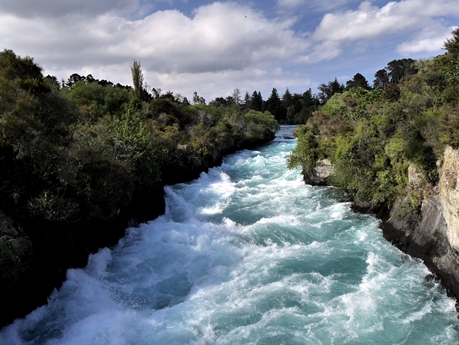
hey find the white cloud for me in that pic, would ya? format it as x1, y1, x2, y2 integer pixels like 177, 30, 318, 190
119, 3, 310, 75
276, 0, 352, 12
397, 37, 445, 54
0, 2, 310, 73
397, 26, 453, 54
298, 41, 341, 63
0, 2, 313, 99
313, 0, 459, 42
147, 67, 311, 100
277, 0, 304, 8
0, 0, 138, 18
303, 0, 459, 66
0, 0, 457, 100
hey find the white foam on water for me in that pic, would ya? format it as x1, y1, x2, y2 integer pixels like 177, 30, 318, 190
256, 214, 302, 226
2, 129, 459, 344
164, 169, 236, 221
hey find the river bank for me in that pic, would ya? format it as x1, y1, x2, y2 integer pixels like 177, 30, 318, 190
0, 131, 275, 329
303, 148, 459, 308
2, 127, 458, 344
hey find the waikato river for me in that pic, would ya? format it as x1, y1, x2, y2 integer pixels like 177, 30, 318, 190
1, 126, 458, 344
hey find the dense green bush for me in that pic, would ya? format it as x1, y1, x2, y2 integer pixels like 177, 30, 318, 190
287, 126, 318, 173
288, 51, 459, 209
0, 49, 279, 326
62, 81, 130, 119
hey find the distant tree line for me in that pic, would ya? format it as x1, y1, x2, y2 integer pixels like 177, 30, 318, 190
288, 27, 459, 213
207, 58, 419, 125
317, 58, 418, 105
49, 57, 419, 127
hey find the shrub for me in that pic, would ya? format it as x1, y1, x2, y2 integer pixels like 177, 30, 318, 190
287, 126, 318, 173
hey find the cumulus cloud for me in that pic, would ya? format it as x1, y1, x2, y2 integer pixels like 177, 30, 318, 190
0, 0, 138, 18
277, 0, 303, 7
276, 0, 352, 12
313, 0, 459, 42
125, 3, 309, 73
397, 26, 453, 54
298, 41, 341, 63
0, 2, 310, 74
0, 1, 314, 98
302, 0, 459, 64
0, 0, 457, 99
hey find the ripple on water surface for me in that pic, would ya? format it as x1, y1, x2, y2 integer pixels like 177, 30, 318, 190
1, 129, 459, 344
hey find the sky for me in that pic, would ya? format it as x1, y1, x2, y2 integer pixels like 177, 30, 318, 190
0, 0, 458, 101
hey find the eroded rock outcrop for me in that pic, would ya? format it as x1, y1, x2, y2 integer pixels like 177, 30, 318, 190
305, 147, 459, 302
303, 159, 333, 186
382, 146, 459, 300
439, 146, 459, 253
381, 192, 459, 298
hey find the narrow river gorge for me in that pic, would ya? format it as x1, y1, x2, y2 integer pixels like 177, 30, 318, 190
1, 126, 458, 344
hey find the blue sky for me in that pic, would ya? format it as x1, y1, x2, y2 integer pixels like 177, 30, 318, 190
0, 0, 458, 101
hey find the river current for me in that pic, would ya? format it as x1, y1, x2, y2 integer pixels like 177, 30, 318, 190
1, 126, 459, 344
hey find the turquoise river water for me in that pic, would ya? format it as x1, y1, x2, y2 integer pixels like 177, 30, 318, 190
1, 126, 459, 344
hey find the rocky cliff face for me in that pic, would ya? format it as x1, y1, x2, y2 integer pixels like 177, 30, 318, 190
381, 191, 459, 299
306, 147, 459, 301
381, 146, 459, 301
303, 159, 333, 186
439, 146, 459, 253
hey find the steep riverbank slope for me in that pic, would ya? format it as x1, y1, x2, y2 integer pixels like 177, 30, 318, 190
0, 49, 278, 328
286, 41, 459, 303
303, 146, 459, 304
381, 146, 459, 301
0, 134, 275, 328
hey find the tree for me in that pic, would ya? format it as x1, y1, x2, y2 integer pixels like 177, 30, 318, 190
373, 69, 389, 89
62, 79, 130, 118
386, 59, 417, 84
44, 75, 60, 90
282, 88, 294, 110
85, 74, 95, 84
346, 73, 370, 90
192, 91, 205, 105
251, 91, 263, 111
131, 60, 144, 102
152, 87, 162, 98
97, 79, 113, 87
288, 89, 318, 124
444, 27, 459, 55
141, 86, 153, 102
225, 96, 235, 105
318, 78, 344, 104
242, 92, 251, 111
300, 89, 318, 108
231, 88, 241, 105
209, 97, 228, 107
66, 73, 85, 88
286, 126, 318, 172
265, 88, 285, 122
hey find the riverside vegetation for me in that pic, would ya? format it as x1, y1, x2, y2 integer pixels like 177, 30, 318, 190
2, 27, 459, 327
287, 28, 459, 300
0, 50, 279, 326
288, 28, 459, 212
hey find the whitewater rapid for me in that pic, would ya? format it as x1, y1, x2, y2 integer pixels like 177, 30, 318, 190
1, 126, 459, 344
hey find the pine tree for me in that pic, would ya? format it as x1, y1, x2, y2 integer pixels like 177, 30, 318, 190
346, 73, 370, 90
251, 91, 263, 111
265, 88, 285, 122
